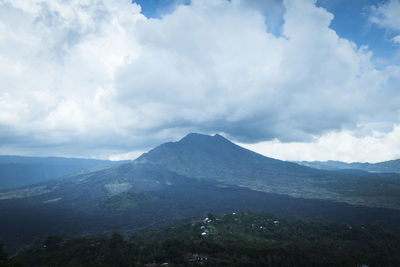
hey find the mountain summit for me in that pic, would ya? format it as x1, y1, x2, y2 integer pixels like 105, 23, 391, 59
137, 133, 315, 183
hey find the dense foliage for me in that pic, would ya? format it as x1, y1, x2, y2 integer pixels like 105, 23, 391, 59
0, 244, 20, 267
13, 212, 400, 266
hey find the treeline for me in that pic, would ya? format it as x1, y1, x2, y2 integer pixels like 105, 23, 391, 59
8, 211, 400, 266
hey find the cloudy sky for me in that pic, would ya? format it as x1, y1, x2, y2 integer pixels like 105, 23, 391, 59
0, 0, 399, 162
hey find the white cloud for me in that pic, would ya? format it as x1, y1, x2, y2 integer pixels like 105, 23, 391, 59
369, 0, 400, 44
393, 35, 400, 44
369, 0, 400, 31
109, 149, 144, 161
239, 124, 400, 163
0, 0, 399, 160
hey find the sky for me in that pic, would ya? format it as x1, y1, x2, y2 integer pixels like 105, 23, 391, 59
0, 0, 399, 163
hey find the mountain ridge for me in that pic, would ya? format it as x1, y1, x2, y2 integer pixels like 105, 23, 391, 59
296, 159, 400, 173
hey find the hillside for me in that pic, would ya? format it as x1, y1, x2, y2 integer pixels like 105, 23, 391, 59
12, 211, 400, 266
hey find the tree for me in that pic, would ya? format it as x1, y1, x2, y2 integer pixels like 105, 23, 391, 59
43, 236, 63, 249
0, 244, 14, 267
110, 233, 124, 249
207, 213, 216, 221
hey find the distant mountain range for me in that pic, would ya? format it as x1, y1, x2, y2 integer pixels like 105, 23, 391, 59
1, 133, 400, 253
0, 156, 126, 190
296, 159, 400, 173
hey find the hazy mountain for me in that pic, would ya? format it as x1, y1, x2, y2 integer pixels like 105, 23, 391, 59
0, 156, 125, 190
296, 159, 400, 173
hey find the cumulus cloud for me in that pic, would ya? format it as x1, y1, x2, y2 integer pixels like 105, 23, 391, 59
240, 124, 400, 163
0, 0, 399, 160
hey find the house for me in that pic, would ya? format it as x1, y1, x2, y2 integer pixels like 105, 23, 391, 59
196, 254, 208, 263
185, 253, 208, 264
203, 217, 212, 224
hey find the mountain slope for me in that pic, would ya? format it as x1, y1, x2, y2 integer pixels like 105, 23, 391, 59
9, 160, 398, 254
0, 156, 125, 190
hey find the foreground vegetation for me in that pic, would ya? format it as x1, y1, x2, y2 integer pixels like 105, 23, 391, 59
8, 211, 400, 266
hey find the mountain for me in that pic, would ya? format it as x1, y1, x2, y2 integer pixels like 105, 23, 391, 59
2, 133, 400, 253
137, 133, 315, 181
137, 133, 400, 209
296, 159, 400, 173
0, 156, 126, 190
136, 133, 325, 197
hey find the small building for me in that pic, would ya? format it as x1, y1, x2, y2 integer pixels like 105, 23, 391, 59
196, 254, 208, 263
185, 254, 208, 264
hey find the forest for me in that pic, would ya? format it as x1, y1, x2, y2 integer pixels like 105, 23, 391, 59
4, 211, 400, 266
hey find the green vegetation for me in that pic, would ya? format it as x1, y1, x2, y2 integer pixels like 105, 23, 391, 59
13, 211, 400, 266
0, 244, 10, 265
98, 192, 155, 210
0, 244, 20, 267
